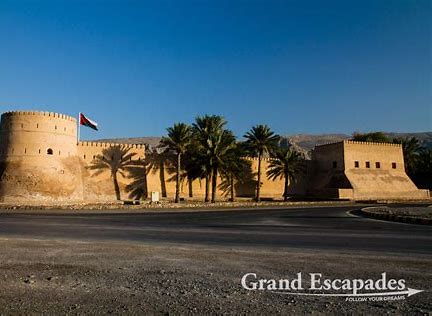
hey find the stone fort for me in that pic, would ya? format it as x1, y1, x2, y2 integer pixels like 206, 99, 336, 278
0, 110, 428, 202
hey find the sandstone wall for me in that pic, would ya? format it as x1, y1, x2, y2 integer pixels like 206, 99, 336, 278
343, 141, 429, 200
0, 111, 83, 202
78, 142, 145, 201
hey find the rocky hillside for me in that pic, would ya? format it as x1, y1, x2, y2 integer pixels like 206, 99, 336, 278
95, 132, 432, 157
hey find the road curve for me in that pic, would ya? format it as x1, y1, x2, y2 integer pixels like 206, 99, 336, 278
0, 206, 431, 255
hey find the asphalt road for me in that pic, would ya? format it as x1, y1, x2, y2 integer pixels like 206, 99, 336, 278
0, 205, 431, 255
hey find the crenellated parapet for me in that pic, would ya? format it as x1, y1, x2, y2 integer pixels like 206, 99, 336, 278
1, 111, 76, 122
243, 156, 273, 161
77, 141, 145, 149
314, 139, 401, 150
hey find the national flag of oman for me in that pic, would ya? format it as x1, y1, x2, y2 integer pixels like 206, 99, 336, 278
79, 113, 98, 131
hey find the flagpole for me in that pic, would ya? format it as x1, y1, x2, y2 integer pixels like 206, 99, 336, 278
77, 112, 81, 143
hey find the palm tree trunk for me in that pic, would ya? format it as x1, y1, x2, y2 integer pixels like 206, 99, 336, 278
205, 174, 210, 202
284, 173, 289, 201
188, 177, 193, 198
211, 166, 217, 203
159, 159, 167, 198
113, 172, 121, 201
230, 176, 235, 202
256, 153, 262, 202
175, 153, 181, 203
143, 169, 148, 200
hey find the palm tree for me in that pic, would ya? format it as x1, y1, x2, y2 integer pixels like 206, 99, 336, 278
160, 123, 192, 203
192, 115, 231, 203
244, 125, 280, 202
352, 132, 391, 143
393, 137, 421, 176
88, 146, 138, 200
267, 147, 305, 201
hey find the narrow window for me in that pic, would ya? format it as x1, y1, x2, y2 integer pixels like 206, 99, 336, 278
36, 124, 39, 128
55, 125, 57, 130
375, 162, 381, 168
47, 148, 53, 155
332, 161, 337, 168
38, 149, 41, 154
21, 124, 23, 128
93, 155, 96, 160
365, 161, 370, 168
392, 162, 397, 169
59, 150, 61, 155
84, 155, 86, 159
354, 161, 359, 168
64, 127, 66, 132
24, 148, 27, 154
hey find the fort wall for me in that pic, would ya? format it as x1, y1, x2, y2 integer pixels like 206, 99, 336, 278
0, 110, 428, 202
0, 111, 82, 201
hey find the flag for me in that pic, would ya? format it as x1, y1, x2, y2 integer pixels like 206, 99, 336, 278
79, 113, 98, 131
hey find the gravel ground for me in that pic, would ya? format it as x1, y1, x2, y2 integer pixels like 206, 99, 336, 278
0, 238, 430, 315
0, 200, 356, 212
369, 207, 432, 219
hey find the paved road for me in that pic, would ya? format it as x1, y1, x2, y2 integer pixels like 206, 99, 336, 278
0, 205, 431, 255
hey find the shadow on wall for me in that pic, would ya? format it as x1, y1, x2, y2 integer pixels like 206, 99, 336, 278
125, 159, 149, 200
0, 162, 5, 201
233, 162, 256, 198
87, 146, 140, 201
146, 147, 170, 198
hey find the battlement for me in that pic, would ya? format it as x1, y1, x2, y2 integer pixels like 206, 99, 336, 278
314, 140, 401, 150
1, 111, 77, 122
243, 156, 273, 161
77, 141, 145, 149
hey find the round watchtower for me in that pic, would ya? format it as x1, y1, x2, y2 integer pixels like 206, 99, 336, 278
0, 111, 83, 202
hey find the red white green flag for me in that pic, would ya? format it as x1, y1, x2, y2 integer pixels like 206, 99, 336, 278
79, 113, 98, 131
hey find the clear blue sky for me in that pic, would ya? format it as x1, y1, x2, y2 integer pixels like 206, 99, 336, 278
0, 0, 430, 140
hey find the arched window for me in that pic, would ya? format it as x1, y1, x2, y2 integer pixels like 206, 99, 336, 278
47, 148, 53, 155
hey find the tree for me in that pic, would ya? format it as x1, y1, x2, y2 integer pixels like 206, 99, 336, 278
393, 137, 421, 176
352, 132, 391, 143
267, 147, 305, 201
88, 146, 138, 201
160, 123, 192, 203
244, 125, 280, 202
192, 115, 235, 203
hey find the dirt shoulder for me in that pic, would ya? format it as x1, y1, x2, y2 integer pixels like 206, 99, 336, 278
362, 206, 432, 225
0, 238, 430, 314
0, 200, 361, 214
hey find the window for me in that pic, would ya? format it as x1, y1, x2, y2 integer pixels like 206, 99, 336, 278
354, 161, 359, 168
59, 151, 61, 155
24, 148, 27, 154
83, 155, 86, 159
375, 162, 381, 168
47, 148, 53, 155
55, 125, 57, 130
38, 149, 41, 154
365, 161, 370, 168
392, 162, 397, 169
332, 161, 337, 168
36, 124, 39, 128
